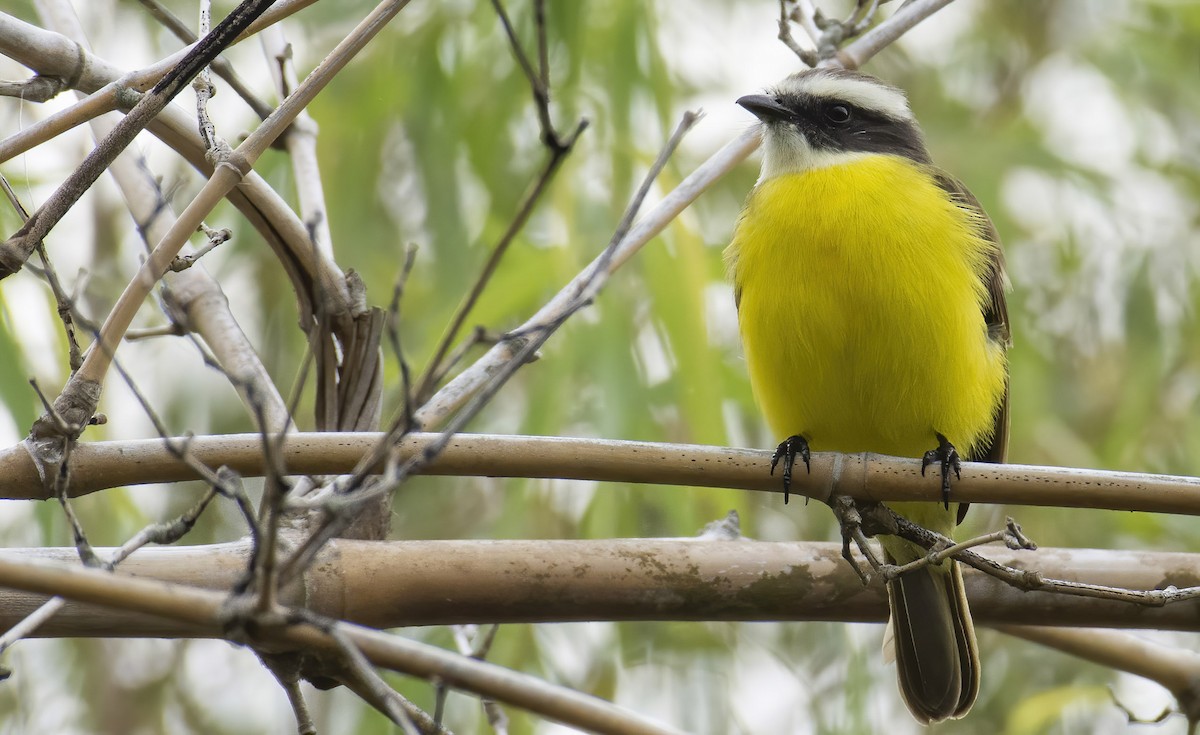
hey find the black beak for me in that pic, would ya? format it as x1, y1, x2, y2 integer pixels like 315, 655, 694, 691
737, 94, 792, 122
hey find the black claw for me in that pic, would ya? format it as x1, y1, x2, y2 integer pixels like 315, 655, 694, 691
921, 432, 961, 509
770, 435, 810, 505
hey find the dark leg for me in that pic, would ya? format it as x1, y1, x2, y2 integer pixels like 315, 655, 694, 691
921, 432, 961, 509
770, 434, 810, 505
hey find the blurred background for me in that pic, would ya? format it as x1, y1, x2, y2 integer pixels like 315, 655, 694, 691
1, 0, 1199, 733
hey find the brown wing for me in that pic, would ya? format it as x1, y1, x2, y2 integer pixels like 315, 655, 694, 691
932, 173, 1010, 523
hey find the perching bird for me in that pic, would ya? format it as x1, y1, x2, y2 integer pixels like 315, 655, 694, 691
725, 68, 1009, 723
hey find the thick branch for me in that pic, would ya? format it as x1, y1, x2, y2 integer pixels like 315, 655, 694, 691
1, 540, 1199, 635
0, 547, 685, 735
1, 433, 1198, 515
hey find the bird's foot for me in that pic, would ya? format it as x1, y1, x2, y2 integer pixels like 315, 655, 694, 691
770, 434, 810, 505
921, 432, 961, 509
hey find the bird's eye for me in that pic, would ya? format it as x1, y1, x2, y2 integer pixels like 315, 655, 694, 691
825, 105, 851, 124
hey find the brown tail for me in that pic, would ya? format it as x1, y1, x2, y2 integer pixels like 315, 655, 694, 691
887, 558, 979, 723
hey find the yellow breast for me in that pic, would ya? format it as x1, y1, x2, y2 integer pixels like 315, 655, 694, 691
727, 155, 1006, 461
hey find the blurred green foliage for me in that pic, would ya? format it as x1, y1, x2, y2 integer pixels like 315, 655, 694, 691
1, 0, 1199, 733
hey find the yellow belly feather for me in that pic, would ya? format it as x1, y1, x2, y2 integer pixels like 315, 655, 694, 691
727, 155, 1006, 538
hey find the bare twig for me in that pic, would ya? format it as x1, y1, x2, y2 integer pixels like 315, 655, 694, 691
280, 113, 700, 581
124, 324, 185, 340
413, 0, 587, 402
261, 23, 335, 259
489, 0, 561, 151
777, 0, 818, 66
25, 379, 100, 567
880, 518, 1033, 581
0, 596, 65, 654
386, 244, 420, 429
0, 389, 220, 658
167, 224, 231, 271
32, 0, 410, 443
103, 342, 260, 536
416, 116, 744, 427
0, 73, 70, 102
134, 0, 275, 118
832, 0, 956, 69
452, 625, 508, 733
311, 616, 428, 735
860, 503, 1200, 606
5, 7, 360, 342
193, 0, 219, 153
0, 174, 83, 369
0, 0, 278, 280
411, 118, 586, 403
0, 84, 122, 163
793, 0, 825, 47
29, 0, 293, 435
259, 653, 317, 735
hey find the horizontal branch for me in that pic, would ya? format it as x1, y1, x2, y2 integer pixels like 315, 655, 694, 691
0, 545, 683, 735
2, 539, 1199, 635
0, 432, 1197, 515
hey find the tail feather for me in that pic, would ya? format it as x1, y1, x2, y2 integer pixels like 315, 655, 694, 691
887, 557, 979, 723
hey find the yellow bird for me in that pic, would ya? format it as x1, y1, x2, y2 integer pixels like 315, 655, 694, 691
726, 68, 1010, 723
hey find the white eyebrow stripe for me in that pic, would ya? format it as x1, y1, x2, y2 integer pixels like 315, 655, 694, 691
777, 73, 913, 122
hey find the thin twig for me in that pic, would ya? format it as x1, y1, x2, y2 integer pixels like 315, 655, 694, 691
0, 367, 221, 657
103, 340, 261, 536
452, 625, 508, 734
386, 244, 420, 430
777, 0, 817, 65
33, 0, 411, 443
413, 0, 586, 402
7, 5, 360, 354
881, 519, 1030, 581
411, 118, 586, 403
832, 0, 956, 70
426, 328, 499, 389
27, 379, 100, 567
314, 617, 427, 735
194, 0, 218, 153
279, 113, 700, 581
416, 118, 746, 429
489, 0, 560, 150
259, 653, 317, 735
793, 0, 825, 46
0, 597, 66, 653
167, 224, 231, 271
0, 0, 278, 280
0, 84, 123, 164
0, 74, 69, 102
134, 0, 275, 119
0, 174, 82, 368
32, 0, 293, 435
859, 502, 1200, 607
261, 22, 335, 259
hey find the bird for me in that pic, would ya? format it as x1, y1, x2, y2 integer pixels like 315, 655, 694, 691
725, 67, 1010, 723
